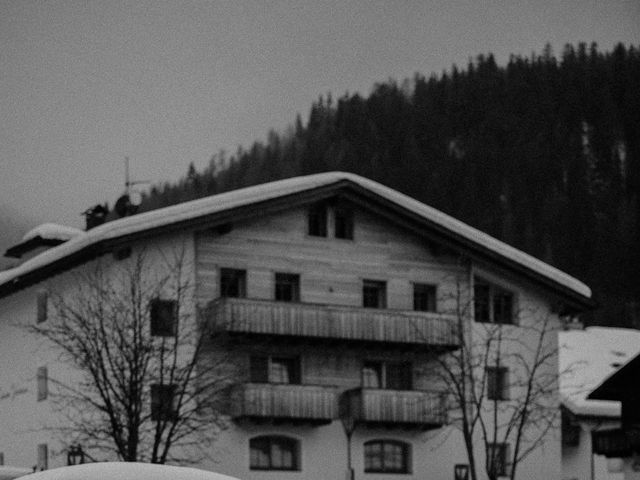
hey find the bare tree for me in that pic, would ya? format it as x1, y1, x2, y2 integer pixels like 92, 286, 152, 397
30, 248, 238, 464
425, 275, 561, 480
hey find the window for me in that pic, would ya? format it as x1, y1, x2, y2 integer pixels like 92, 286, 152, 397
275, 273, 300, 302
413, 283, 436, 312
364, 440, 410, 474
151, 384, 177, 421
362, 361, 412, 390
150, 298, 177, 336
488, 443, 510, 477
250, 436, 299, 471
335, 208, 354, 239
37, 290, 48, 324
474, 279, 514, 324
486, 366, 509, 401
37, 444, 48, 471
363, 280, 386, 308
308, 204, 327, 237
250, 356, 301, 384
37, 366, 48, 401
220, 268, 246, 298
0, 451, 4, 465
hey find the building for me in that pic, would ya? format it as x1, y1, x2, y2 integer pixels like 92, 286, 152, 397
559, 327, 640, 480
0, 172, 594, 479
589, 343, 640, 479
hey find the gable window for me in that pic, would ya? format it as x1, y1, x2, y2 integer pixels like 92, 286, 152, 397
250, 356, 301, 384
151, 384, 178, 421
363, 280, 386, 309
150, 299, 177, 337
37, 290, 48, 324
474, 279, 515, 324
220, 268, 246, 298
37, 444, 48, 471
486, 366, 509, 401
364, 440, 410, 474
37, 366, 48, 401
334, 207, 354, 239
362, 361, 412, 390
488, 443, 510, 477
275, 273, 300, 302
413, 283, 437, 312
308, 204, 328, 237
250, 436, 299, 471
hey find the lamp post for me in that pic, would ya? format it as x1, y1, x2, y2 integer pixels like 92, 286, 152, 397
454, 463, 470, 480
67, 445, 84, 465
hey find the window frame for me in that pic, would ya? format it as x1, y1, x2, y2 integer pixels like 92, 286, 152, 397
487, 442, 510, 478
150, 383, 178, 421
275, 273, 300, 302
486, 366, 509, 401
249, 435, 300, 471
362, 279, 387, 309
37, 366, 48, 402
250, 355, 301, 385
364, 439, 411, 474
413, 283, 437, 312
474, 278, 515, 325
149, 298, 178, 337
37, 290, 48, 324
362, 361, 412, 390
334, 207, 354, 240
308, 204, 328, 237
220, 268, 247, 298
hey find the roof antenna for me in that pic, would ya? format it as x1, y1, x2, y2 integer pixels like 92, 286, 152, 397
115, 157, 150, 218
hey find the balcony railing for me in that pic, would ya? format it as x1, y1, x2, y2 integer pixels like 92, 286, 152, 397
340, 388, 446, 429
209, 297, 459, 348
230, 383, 337, 425
592, 429, 632, 458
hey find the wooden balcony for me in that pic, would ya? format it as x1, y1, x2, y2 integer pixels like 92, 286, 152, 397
592, 429, 632, 458
209, 297, 459, 349
230, 383, 337, 425
340, 388, 446, 430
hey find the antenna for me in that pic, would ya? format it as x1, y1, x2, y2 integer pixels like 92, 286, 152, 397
123, 157, 150, 207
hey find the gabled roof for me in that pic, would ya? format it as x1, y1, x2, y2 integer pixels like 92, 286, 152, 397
589, 349, 640, 402
560, 327, 640, 417
0, 172, 593, 308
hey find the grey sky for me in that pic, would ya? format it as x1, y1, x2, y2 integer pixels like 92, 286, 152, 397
1, 1, 639, 245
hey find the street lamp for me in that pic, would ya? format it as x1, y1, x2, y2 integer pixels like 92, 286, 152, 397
67, 445, 84, 465
454, 464, 469, 480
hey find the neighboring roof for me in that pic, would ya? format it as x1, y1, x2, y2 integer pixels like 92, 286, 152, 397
560, 327, 640, 417
5, 223, 84, 258
18, 462, 240, 480
0, 172, 593, 307
590, 348, 640, 401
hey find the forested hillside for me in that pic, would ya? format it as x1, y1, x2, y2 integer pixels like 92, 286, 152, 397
141, 43, 640, 327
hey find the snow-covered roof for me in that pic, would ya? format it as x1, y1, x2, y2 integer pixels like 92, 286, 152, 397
17, 462, 240, 480
21, 223, 83, 243
559, 327, 640, 417
0, 466, 32, 480
0, 172, 591, 302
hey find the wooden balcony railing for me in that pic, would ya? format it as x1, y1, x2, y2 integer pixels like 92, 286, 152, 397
230, 383, 337, 425
592, 429, 632, 458
340, 388, 446, 429
209, 297, 459, 348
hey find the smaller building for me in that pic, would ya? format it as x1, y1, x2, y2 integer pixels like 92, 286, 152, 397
560, 327, 640, 480
589, 343, 640, 480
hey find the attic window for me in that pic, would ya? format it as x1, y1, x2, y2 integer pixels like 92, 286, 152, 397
335, 208, 354, 240
474, 279, 515, 324
37, 290, 48, 324
150, 299, 177, 337
308, 204, 327, 237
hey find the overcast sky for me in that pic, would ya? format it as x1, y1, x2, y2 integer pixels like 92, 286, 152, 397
1, 1, 639, 246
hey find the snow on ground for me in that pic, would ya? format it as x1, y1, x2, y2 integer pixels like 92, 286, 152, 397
559, 326, 640, 417
20, 224, 83, 243
0, 172, 591, 299
16, 462, 240, 480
